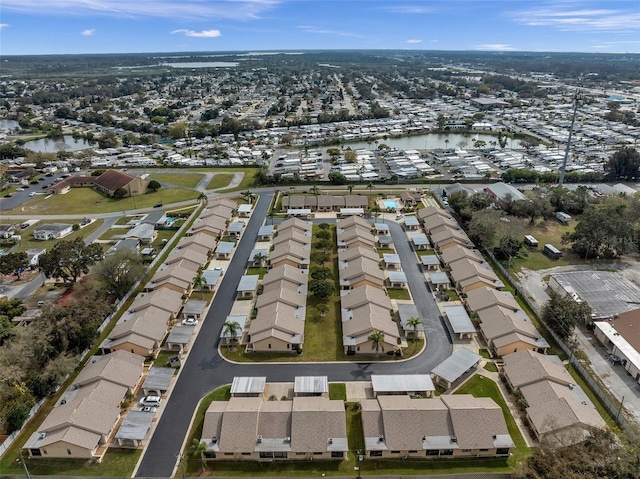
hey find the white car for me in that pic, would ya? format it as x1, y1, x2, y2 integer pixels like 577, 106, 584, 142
181, 317, 198, 326
29, 192, 37, 197
395, 214, 404, 220
139, 396, 161, 407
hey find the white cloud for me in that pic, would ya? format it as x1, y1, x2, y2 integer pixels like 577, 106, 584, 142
405, 39, 422, 44
475, 43, 516, 51
383, 5, 432, 14
81, 29, 95, 36
508, 6, 640, 32
0, 0, 280, 21
296, 25, 364, 39
0, 23, 9, 30
171, 29, 222, 38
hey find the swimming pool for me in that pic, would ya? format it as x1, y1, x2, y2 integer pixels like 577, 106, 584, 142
383, 200, 398, 210
166, 217, 175, 225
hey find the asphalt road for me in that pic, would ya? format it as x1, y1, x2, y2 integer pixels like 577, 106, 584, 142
136, 195, 452, 477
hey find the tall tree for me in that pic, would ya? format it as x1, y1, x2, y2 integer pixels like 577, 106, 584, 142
606, 146, 640, 180
407, 316, 422, 341
93, 249, 146, 299
369, 330, 385, 357
192, 274, 206, 299
189, 438, 208, 472
222, 321, 240, 350
39, 238, 103, 283
0, 252, 28, 280
541, 290, 592, 341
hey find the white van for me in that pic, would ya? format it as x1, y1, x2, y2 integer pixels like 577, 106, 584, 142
139, 396, 161, 407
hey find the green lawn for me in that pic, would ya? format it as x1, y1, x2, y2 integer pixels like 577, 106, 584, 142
3, 445, 141, 476
7, 187, 200, 215
149, 172, 204, 188
455, 375, 529, 454
329, 383, 347, 401
15, 220, 104, 253
246, 266, 268, 279
484, 362, 499, 372
191, 167, 259, 192
508, 218, 577, 271
206, 173, 235, 190
387, 288, 411, 300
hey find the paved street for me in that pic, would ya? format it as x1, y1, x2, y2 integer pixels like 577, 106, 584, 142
135, 198, 452, 477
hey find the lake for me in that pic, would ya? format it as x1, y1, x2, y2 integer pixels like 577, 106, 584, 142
345, 132, 522, 151
161, 62, 239, 68
23, 136, 96, 152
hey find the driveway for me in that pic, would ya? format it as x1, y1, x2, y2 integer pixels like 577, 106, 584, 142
135, 204, 452, 477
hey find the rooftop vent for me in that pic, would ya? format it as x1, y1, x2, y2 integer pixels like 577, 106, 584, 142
492, 433, 497, 439
422, 435, 427, 441
378, 435, 385, 442
568, 384, 574, 390
39, 432, 46, 439
212, 436, 217, 444
285, 436, 291, 443
257, 435, 262, 443
451, 435, 457, 443
328, 438, 333, 444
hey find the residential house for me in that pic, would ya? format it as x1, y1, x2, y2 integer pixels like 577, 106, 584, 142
33, 223, 73, 240
200, 395, 348, 460
477, 306, 549, 356
448, 259, 504, 292
269, 243, 310, 269
464, 287, 519, 315
92, 170, 148, 197
339, 256, 385, 290
360, 394, 513, 459
128, 288, 183, 319
100, 305, 172, 356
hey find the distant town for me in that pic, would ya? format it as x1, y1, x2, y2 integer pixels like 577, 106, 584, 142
0, 50, 639, 478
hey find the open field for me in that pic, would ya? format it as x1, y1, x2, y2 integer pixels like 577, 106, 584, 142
206, 173, 235, 190
190, 167, 260, 192
5, 188, 200, 215
149, 172, 204, 188
508, 218, 577, 271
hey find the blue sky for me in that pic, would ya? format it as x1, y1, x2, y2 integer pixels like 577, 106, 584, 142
1, 1, 639, 55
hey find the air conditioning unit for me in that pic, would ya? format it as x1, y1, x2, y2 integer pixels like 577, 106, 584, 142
256, 435, 262, 443
285, 436, 291, 443
327, 438, 332, 444
378, 435, 385, 442
568, 384, 574, 390
212, 436, 217, 444
422, 435, 427, 441
39, 432, 46, 439
451, 435, 457, 443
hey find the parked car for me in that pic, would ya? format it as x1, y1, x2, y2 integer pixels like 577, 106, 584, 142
139, 396, 161, 407
182, 317, 198, 326
37, 301, 45, 307
153, 203, 163, 208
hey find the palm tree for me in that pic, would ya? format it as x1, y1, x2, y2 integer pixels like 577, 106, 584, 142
369, 330, 385, 357
241, 189, 254, 203
407, 316, 422, 341
189, 438, 208, 472
444, 139, 450, 151
310, 184, 320, 196
192, 274, 206, 299
347, 184, 354, 195
366, 181, 375, 199
252, 252, 266, 267
223, 320, 240, 350
197, 192, 208, 204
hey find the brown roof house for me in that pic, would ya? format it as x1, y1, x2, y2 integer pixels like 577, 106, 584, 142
339, 256, 385, 290
503, 350, 606, 446
360, 394, 513, 459
342, 287, 399, 355
477, 306, 549, 356
93, 169, 149, 197
201, 395, 348, 460
100, 306, 172, 356
464, 287, 519, 314
448, 258, 504, 293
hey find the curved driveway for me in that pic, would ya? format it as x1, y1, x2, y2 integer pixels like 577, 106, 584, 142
134, 193, 452, 477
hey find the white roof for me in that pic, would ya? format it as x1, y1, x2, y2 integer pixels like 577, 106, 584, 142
371, 374, 435, 393
431, 348, 482, 383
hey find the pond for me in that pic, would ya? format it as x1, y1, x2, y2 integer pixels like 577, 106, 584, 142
0, 119, 20, 130
345, 132, 522, 151
23, 135, 96, 152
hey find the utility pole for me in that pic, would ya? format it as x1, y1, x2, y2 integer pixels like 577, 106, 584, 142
19, 450, 32, 479
558, 91, 580, 187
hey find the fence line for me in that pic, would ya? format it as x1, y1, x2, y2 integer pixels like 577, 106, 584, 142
486, 250, 629, 431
